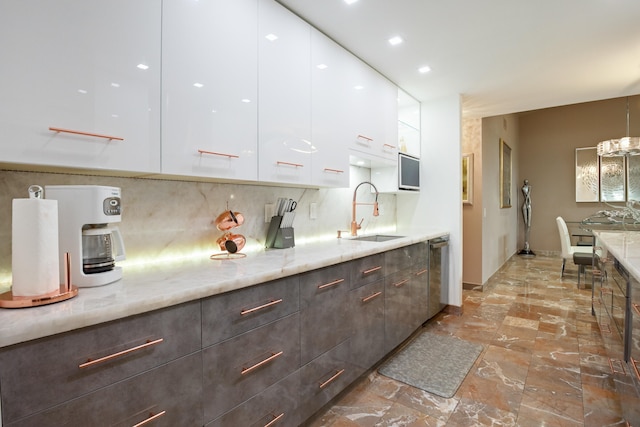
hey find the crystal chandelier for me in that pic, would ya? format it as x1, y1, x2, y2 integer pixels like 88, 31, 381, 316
597, 97, 640, 156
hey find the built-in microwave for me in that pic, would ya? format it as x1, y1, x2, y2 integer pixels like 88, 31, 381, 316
398, 153, 420, 191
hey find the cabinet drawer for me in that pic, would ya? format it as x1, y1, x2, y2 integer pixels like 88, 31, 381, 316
385, 245, 412, 275
350, 254, 385, 289
202, 313, 300, 423
8, 352, 203, 427
298, 339, 356, 422
0, 301, 201, 424
202, 275, 299, 347
299, 263, 350, 308
206, 371, 300, 427
349, 279, 385, 374
385, 270, 419, 352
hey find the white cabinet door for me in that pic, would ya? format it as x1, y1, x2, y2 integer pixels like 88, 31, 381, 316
0, 1, 161, 174
258, 0, 312, 185
161, 0, 258, 181
347, 60, 398, 167
310, 29, 350, 188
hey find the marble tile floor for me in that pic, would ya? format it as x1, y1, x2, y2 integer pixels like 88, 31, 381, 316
306, 254, 626, 427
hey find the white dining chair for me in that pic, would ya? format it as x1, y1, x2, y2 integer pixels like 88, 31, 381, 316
556, 216, 590, 277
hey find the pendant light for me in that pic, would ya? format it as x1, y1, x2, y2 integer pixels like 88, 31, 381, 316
597, 97, 640, 156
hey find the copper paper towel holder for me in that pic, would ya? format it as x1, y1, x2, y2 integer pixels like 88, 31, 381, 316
0, 253, 78, 309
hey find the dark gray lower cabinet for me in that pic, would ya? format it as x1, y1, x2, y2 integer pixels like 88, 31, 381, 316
8, 352, 203, 427
349, 279, 385, 374
384, 269, 418, 352
202, 313, 301, 423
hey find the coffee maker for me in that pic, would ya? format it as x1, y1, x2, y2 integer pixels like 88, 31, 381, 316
45, 185, 126, 287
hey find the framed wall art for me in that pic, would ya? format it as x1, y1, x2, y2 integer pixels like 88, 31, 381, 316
500, 139, 512, 208
462, 153, 473, 205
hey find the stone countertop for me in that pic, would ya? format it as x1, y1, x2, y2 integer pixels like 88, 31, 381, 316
594, 230, 640, 280
0, 230, 447, 348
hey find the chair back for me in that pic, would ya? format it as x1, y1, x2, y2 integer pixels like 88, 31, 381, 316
556, 216, 573, 258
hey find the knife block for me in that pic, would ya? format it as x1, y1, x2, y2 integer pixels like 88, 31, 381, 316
265, 216, 295, 249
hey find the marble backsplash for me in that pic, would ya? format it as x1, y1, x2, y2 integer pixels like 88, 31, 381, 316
0, 167, 397, 284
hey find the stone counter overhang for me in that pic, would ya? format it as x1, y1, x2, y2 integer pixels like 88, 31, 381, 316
0, 230, 448, 348
594, 230, 640, 280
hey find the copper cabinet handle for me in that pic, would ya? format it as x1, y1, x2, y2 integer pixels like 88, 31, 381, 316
78, 338, 164, 369
197, 149, 239, 159
318, 278, 345, 289
362, 291, 382, 302
393, 279, 409, 288
276, 161, 303, 168
49, 126, 124, 141
633, 303, 640, 316
241, 351, 284, 375
240, 299, 283, 315
631, 357, 640, 381
356, 134, 373, 142
362, 266, 382, 275
415, 268, 428, 276
132, 411, 166, 427
323, 168, 344, 174
319, 369, 345, 389
264, 413, 285, 427
383, 143, 397, 149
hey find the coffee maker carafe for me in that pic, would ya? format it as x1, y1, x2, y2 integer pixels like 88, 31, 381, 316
45, 185, 126, 287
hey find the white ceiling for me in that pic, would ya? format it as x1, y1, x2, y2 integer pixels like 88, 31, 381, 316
277, 0, 640, 118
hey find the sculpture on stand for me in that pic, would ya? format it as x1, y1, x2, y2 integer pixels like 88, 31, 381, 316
518, 179, 535, 256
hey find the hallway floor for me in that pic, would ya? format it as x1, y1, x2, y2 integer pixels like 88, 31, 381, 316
307, 254, 626, 426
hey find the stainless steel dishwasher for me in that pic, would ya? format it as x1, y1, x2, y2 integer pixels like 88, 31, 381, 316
428, 235, 449, 319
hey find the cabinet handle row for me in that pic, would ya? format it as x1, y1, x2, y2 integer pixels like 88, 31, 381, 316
362, 266, 382, 275
198, 149, 239, 159
241, 351, 284, 375
264, 413, 285, 427
49, 126, 124, 141
362, 291, 382, 303
277, 160, 304, 168
241, 299, 283, 315
319, 368, 345, 389
318, 278, 345, 289
78, 338, 164, 369
608, 358, 626, 375
132, 411, 166, 427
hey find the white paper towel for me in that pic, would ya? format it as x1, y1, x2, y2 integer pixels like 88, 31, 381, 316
12, 198, 60, 297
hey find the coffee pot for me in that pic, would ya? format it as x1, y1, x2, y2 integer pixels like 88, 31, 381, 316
82, 226, 125, 274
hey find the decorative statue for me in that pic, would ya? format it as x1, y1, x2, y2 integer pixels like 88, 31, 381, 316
518, 179, 535, 256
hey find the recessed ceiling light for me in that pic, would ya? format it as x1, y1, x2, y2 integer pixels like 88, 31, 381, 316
418, 65, 431, 74
241, 99, 251, 103
354, 85, 364, 90
388, 36, 403, 46
316, 63, 328, 70
265, 33, 278, 42
137, 64, 149, 70
193, 82, 204, 88
344, 0, 359, 4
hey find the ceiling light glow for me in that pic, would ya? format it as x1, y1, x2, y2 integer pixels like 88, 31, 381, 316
316, 63, 328, 70
265, 33, 278, 42
193, 82, 204, 88
388, 36, 403, 46
418, 65, 431, 74
137, 64, 149, 70
344, 0, 359, 4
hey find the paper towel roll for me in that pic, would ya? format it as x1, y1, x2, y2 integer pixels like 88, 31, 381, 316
12, 198, 60, 297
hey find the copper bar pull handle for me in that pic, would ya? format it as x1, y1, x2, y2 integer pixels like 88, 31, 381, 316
356, 134, 373, 142
64, 252, 71, 292
362, 291, 382, 302
394, 279, 409, 288
132, 411, 166, 427
633, 303, 640, 317
197, 149, 239, 159
631, 357, 640, 381
362, 266, 382, 275
276, 161, 303, 168
318, 279, 345, 289
383, 143, 397, 149
319, 369, 345, 389
241, 351, 284, 375
264, 413, 285, 427
49, 127, 124, 141
415, 268, 428, 276
79, 338, 164, 369
323, 168, 344, 174
240, 299, 283, 315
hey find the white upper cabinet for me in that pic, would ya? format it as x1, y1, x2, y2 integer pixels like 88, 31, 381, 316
0, 1, 161, 173
310, 29, 350, 188
161, 0, 258, 181
258, 1, 313, 185
398, 89, 421, 158
347, 60, 398, 167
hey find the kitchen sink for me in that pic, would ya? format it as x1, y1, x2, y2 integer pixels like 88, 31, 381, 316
351, 234, 405, 242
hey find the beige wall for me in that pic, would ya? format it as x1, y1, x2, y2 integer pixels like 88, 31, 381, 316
462, 118, 482, 286
518, 95, 640, 253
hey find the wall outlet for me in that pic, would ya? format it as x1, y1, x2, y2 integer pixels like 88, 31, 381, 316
265, 203, 275, 223
310, 202, 317, 220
